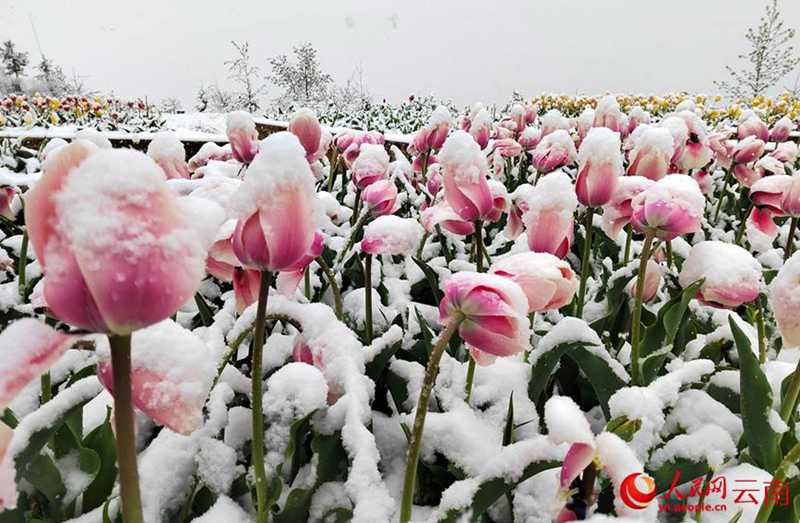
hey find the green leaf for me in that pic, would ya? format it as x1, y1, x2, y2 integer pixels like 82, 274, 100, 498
605, 416, 641, 442
82, 410, 118, 512
365, 339, 401, 381
436, 459, 561, 522
273, 488, 314, 523
14, 403, 86, 468
652, 457, 709, 493
21, 453, 65, 505
729, 316, 782, 472
411, 257, 442, 303
194, 292, 215, 327
706, 382, 741, 415
529, 342, 626, 418
502, 392, 514, 446
285, 411, 315, 485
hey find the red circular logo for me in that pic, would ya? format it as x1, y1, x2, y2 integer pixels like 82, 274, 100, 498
620, 472, 657, 509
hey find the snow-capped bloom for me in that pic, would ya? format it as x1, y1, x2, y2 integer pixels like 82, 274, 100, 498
733, 136, 766, 165
577, 108, 595, 144
275, 231, 325, 296
233, 267, 261, 313
601, 176, 654, 237
425, 163, 442, 195
205, 219, 238, 281
770, 253, 800, 348
518, 127, 542, 151
708, 131, 734, 169
733, 163, 760, 188
626, 127, 673, 180
226, 111, 259, 165
73, 128, 112, 149
288, 108, 322, 162
692, 168, 713, 194
361, 179, 398, 216
771, 141, 798, 164
25, 143, 223, 335
531, 130, 577, 173
630, 174, 704, 241
485, 179, 510, 222
468, 108, 492, 149
420, 202, 475, 235
411, 106, 452, 153
522, 170, 577, 258
0, 187, 16, 220
626, 106, 650, 135
336, 130, 385, 166
361, 215, 423, 256
626, 259, 662, 302
187, 142, 233, 173
351, 143, 390, 190
755, 156, 788, 178
750, 175, 800, 216
439, 272, 530, 358
679, 241, 761, 308
675, 111, 712, 171
659, 116, 690, 169
97, 320, 216, 435
540, 109, 570, 137
490, 252, 577, 312
439, 131, 494, 222
770, 116, 794, 143
230, 132, 318, 272
493, 138, 522, 158
738, 115, 769, 142
593, 95, 628, 135
747, 207, 780, 252
576, 128, 622, 207
146, 132, 189, 180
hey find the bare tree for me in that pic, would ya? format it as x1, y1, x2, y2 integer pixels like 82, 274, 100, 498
268, 42, 332, 108
1, 40, 29, 92
225, 40, 266, 113
35, 55, 69, 96
716, 0, 800, 99
160, 97, 183, 113
195, 84, 210, 112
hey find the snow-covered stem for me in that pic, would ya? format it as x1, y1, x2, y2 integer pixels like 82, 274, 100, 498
785, 217, 798, 261
464, 356, 476, 404
735, 202, 754, 246
316, 256, 343, 320
756, 297, 767, 365
326, 152, 340, 192
630, 231, 655, 385
754, 441, 800, 523
419, 151, 429, 184
464, 221, 486, 402
110, 333, 144, 523
212, 326, 253, 391
336, 211, 371, 266
416, 231, 429, 260
364, 253, 373, 342
665, 241, 673, 269
17, 228, 28, 299
400, 313, 464, 523
250, 270, 273, 523
576, 207, 595, 317
713, 168, 733, 223
304, 268, 311, 300
780, 357, 800, 427
40, 372, 51, 404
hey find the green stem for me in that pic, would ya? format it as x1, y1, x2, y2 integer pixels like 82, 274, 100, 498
303, 267, 311, 300
693, 470, 714, 522
364, 253, 373, 343
622, 225, 632, 265
756, 297, 767, 365
785, 216, 798, 261
250, 270, 273, 523
665, 241, 673, 269
350, 188, 362, 226
420, 151, 429, 184
735, 202, 754, 246
316, 256, 343, 320
109, 334, 143, 523
754, 441, 800, 523
326, 152, 340, 192
336, 211, 371, 266
464, 358, 477, 403
575, 207, 595, 317
780, 357, 800, 427
630, 231, 655, 386
474, 221, 484, 273
400, 315, 464, 523
712, 168, 732, 223
416, 232, 429, 260
210, 326, 253, 391
40, 372, 51, 404
17, 229, 28, 299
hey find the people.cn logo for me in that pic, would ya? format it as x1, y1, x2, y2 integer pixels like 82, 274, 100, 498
620, 472, 657, 510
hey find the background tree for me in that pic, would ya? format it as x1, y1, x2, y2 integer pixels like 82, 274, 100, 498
716, 0, 800, 99
268, 42, 332, 111
1, 40, 29, 92
160, 96, 183, 113
225, 40, 266, 113
35, 55, 69, 96
195, 84, 210, 112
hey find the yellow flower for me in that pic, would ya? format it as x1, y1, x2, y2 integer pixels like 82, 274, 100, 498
0, 114, 6, 127
49, 112, 59, 125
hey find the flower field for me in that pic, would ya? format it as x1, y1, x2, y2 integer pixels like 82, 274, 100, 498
0, 94, 799, 523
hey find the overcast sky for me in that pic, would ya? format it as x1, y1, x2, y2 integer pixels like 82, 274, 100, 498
2, 0, 800, 108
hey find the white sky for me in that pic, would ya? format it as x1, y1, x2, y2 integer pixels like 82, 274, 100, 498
1, 0, 799, 108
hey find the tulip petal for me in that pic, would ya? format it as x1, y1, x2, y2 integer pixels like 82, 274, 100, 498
560, 442, 596, 490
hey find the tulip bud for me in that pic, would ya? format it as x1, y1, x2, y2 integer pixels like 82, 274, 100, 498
770, 253, 800, 347
226, 111, 259, 165
361, 216, 423, 256
490, 252, 577, 312
147, 132, 189, 180
361, 179, 398, 216
531, 130, 577, 173
625, 259, 662, 302
576, 128, 622, 207
523, 170, 578, 258
679, 241, 761, 308
626, 127, 673, 181
288, 108, 322, 162
630, 174, 704, 241
439, 131, 494, 221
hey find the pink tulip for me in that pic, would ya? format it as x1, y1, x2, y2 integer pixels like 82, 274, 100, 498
420, 202, 475, 236
233, 267, 261, 313
630, 174, 704, 241
522, 171, 578, 258
1, 422, 13, 511
413, 154, 437, 175
425, 164, 443, 196
490, 252, 578, 312
351, 143, 390, 190
439, 272, 530, 358
503, 185, 533, 240
97, 320, 215, 435
626, 106, 651, 135
147, 132, 189, 180
360, 215, 423, 256
770, 253, 800, 347
769, 116, 794, 143
755, 156, 787, 178
361, 179, 398, 216
226, 111, 259, 165
576, 108, 595, 144
601, 176, 654, 238
679, 241, 761, 308
468, 108, 492, 149
288, 108, 322, 162
230, 132, 318, 272
26, 144, 222, 335
738, 116, 770, 142
750, 175, 795, 215
625, 259, 662, 302
337, 130, 385, 167
275, 232, 325, 296
747, 207, 779, 249
439, 131, 494, 222
540, 109, 570, 138
675, 111, 712, 171
411, 106, 452, 153
291, 336, 342, 404
206, 220, 239, 281
733, 163, 761, 188
593, 96, 628, 135
782, 176, 800, 217
576, 128, 622, 207
659, 116, 690, 169
0, 187, 16, 220
708, 131, 735, 169
771, 141, 798, 164
485, 179, 510, 222
531, 130, 577, 173
493, 138, 522, 158
626, 127, 673, 181
692, 168, 713, 194
187, 142, 233, 173
518, 127, 542, 151
733, 136, 765, 165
